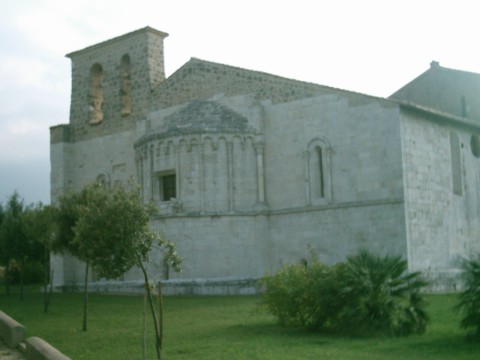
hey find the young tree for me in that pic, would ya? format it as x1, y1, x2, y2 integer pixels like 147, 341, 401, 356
72, 181, 181, 359
0, 192, 29, 299
54, 186, 96, 331
55, 181, 182, 359
23, 203, 57, 312
137, 233, 181, 360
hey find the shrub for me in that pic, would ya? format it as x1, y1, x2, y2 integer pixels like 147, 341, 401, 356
333, 250, 428, 336
260, 261, 335, 329
260, 250, 429, 337
260, 263, 311, 327
456, 256, 480, 336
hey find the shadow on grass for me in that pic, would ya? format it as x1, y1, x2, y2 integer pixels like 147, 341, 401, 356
398, 333, 480, 356
217, 322, 480, 359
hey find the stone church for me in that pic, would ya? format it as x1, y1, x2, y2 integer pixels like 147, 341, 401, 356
50, 27, 480, 294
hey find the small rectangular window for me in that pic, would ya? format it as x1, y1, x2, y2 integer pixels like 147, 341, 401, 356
450, 132, 462, 196
160, 174, 176, 201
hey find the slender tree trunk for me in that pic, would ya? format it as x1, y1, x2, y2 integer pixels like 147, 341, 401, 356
48, 271, 54, 303
83, 262, 89, 331
143, 288, 147, 360
138, 259, 161, 360
43, 248, 49, 313
5, 266, 10, 296
20, 258, 24, 301
45, 269, 54, 313
164, 261, 170, 280
157, 282, 164, 351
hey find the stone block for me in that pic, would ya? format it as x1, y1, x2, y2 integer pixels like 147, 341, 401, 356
0, 311, 25, 348
25, 337, 71, 360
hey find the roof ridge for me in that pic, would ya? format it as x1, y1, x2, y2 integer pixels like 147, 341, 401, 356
154, 57, 392, 104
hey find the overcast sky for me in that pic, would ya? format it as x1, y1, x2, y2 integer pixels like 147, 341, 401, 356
1, 0, 480, 205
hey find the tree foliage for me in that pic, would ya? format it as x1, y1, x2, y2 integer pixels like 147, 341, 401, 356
55, 181, 181, 280
0, 192, 40, 299
72, 182, 157, 279
261, 250, 428, 337
0, 192, 27, 265
0, 202, 4, 228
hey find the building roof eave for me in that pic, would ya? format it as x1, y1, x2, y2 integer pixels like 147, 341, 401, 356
397, 100, 480, 131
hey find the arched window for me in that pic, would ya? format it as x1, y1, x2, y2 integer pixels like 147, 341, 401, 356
120, 54, 131, 116
305, 137, 332, 205
89, 63, 103, 124
450, 131, 462, 195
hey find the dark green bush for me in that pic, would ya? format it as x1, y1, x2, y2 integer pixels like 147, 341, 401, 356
6, 260, 44, 284
260, 250, 429, 337
333, 250, 428, 336
456, 256, 480, 336
22, 261, 44, 284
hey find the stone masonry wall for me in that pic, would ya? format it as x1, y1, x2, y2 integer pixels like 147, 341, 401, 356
269, 202, 407, 270
401, 110, 480, 280
150, 58, 340, 110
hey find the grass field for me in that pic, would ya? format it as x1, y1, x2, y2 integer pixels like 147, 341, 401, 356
1, 288, 479, 359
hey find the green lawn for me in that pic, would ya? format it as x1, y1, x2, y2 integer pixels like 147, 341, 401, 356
0, 288, 479, 359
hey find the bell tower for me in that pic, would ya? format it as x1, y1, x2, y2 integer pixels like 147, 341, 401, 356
66, 27, 168, 141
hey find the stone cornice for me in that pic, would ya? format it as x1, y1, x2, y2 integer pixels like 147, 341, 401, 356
66, 26, 168, 58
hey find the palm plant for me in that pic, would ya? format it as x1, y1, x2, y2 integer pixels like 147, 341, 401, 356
335, 250, 428, 336
456, 256, 480, 337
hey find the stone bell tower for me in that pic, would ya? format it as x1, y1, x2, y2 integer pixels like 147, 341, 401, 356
65, 26, 168, 142
50, 27, 169, 202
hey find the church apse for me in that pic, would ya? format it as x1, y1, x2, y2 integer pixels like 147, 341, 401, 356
134, 100, 263, 215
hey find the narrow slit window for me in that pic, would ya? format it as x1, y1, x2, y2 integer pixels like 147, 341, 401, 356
306, 137, 331, 205
317, 146, 325, 198
450, 131, 462, 195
